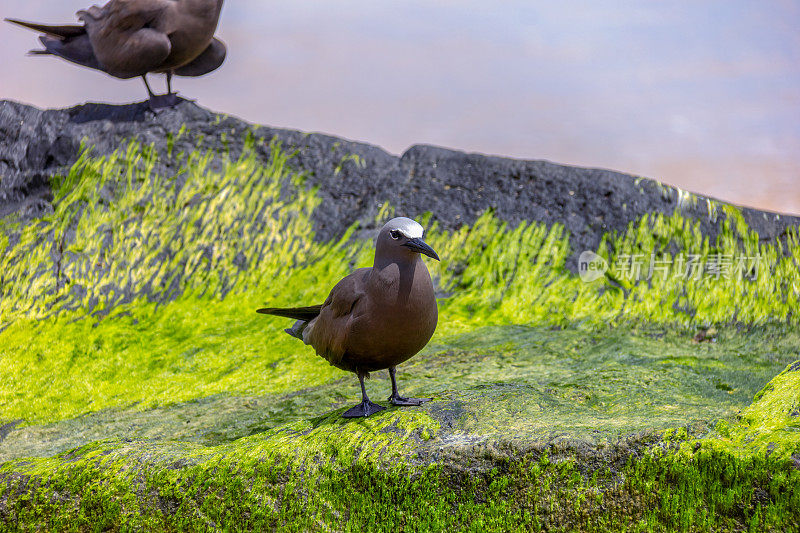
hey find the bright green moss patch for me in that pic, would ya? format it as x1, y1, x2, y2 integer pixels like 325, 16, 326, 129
1, 139, 798, 332
0, 411, 443, 531
0, 294, 349, 428
2, 425, 798, 531
3, 325, 798, 463
700, 360, 800, 460
0, 136, 365, 326
432, 210, 800, 331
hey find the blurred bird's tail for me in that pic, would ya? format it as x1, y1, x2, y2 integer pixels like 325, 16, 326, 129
5, 18, 85, 38
257, 305, 322, 340
5, 18, 102, 70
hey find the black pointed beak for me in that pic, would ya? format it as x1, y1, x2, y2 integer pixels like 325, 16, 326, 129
403, 238, 440, 261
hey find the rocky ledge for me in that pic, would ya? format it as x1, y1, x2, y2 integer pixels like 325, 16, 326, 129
2, 99, 797, 265
0, 100, 798, 531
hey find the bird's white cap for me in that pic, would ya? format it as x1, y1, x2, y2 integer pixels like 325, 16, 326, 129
383, 217, 424, 239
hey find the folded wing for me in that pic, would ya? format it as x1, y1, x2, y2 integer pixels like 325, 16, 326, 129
174, 38, 226, 77
77, 0, 173, 78
305, 268, 370, 371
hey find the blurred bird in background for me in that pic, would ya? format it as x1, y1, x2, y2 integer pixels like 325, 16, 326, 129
6, 0, 226, 109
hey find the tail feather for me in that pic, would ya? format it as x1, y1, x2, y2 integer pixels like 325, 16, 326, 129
8, 18, 101, 70
5, 18, 85, 38
256, 305, 322, 322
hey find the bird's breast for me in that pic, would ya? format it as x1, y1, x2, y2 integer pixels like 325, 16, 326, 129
345, 261, 438, 370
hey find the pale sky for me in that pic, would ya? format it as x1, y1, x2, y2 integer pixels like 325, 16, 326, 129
1, 1, 798, 214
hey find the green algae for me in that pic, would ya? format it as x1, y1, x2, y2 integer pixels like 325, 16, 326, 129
1, 139, 798, 333
700, 360, 800, 461
0, 297, 344, 428
0, 135, 357, 326
0, 411, 443, 531
431, 210, 800, 331
2, 325, 798, 465
2, 138, 800, 530
1, 424, 798, 531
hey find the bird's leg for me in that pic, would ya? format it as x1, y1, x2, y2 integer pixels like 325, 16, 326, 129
388, 366, 430, 406
166, 70, 174, 95
342, 372, 385, 418
142, 75, 156, 98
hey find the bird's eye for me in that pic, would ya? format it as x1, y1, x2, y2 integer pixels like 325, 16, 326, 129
390, 230, 401, 240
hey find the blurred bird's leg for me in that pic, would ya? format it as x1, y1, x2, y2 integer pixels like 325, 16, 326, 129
142, 75, 155, 98
342, 372, 386, 418
166, 70, 195, 104
388, 366, 430, 406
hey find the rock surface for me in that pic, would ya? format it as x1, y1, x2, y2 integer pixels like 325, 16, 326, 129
2, 99, 797, 268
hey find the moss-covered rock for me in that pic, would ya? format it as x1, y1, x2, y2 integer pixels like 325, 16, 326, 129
1, 102, 799, 530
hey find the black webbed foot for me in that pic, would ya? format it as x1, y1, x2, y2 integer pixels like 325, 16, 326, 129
388, 394, 430, 407
342, 399, 386, 418
387, 366, 430, 407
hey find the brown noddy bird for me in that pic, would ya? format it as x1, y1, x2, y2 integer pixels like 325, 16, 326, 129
258, 217, 440, 418
6, 0, 226, 109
